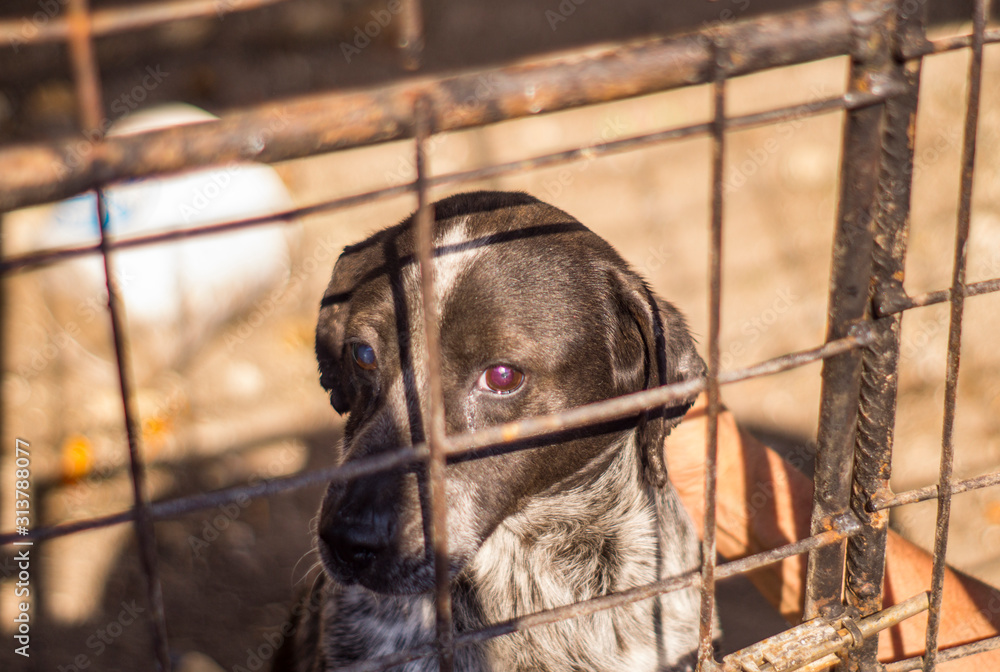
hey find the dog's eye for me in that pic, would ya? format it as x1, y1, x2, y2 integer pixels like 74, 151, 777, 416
351, 343, 377, 371
478, 364, 524, 394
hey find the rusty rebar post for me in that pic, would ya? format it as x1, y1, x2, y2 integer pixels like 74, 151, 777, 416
922, 0, 986, 669
843, 1, 926, 670
804, 0, 895, 625
413, 94, 455, 672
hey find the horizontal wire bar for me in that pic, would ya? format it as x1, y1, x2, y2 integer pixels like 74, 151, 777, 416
1, 88, 899, 276
0, 0, 853, 211
883, 635, 1000, 672
332, 519, 861, 672
870, 470, 1000, 511
899, 27, 1000, 60
0, 0, 293, 47
0, 329, 872, 547
0, 444, 426, 546
875, 277, 1000, 316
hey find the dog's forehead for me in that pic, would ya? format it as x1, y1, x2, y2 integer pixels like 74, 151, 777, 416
321, 197, 629, 348
329, 200, 607, 289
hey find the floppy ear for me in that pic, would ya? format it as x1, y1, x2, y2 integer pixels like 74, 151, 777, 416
315, 247, 372, 415
611, 270, 706, 488
316, 294, 350, 414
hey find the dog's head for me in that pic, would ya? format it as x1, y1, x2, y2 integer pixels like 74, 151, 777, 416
314, 191, 704, 593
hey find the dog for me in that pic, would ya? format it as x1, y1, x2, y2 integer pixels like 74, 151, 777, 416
274, 191, 709, 672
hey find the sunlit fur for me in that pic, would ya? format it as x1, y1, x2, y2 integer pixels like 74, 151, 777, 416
274, 192, 710, 672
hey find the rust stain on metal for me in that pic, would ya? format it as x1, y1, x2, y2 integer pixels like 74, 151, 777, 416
500, 425, 521, 443
723, 592, 929, 672
0, 0, 851, 211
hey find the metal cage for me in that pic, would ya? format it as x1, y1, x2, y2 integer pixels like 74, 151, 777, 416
1, 0, 999, 670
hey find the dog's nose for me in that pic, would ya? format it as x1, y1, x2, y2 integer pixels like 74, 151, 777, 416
321, 523, 385, 570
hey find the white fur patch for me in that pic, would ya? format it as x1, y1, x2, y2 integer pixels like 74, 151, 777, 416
432, 217, 481, 307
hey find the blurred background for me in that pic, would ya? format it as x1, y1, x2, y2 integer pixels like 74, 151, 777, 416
0, 0, 998, 669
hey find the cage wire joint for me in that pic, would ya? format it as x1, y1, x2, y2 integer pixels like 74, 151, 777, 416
722, 592, 930, 672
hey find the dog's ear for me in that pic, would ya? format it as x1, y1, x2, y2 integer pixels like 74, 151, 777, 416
316, 247, 372, 415
610, 270, 706, 488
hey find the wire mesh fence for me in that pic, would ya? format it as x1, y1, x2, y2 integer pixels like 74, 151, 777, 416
1, 0, 999, 671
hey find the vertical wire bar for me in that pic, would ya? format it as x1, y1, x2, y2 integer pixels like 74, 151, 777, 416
66, 0, 104, 135
97, 193, 172, 672
843, 2, 926, 670
414, 95, 455, 672
67, 1, 170, 669
804, 0, 893, 623
922, 0, 986, 669
697, 40, 726, 672
398, 0, 424, 71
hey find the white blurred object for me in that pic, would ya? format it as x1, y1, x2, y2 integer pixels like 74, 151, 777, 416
21, 103, 296, 376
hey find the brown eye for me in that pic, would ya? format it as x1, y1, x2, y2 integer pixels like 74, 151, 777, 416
478, 364, 524, 394
351, 343, 377, 371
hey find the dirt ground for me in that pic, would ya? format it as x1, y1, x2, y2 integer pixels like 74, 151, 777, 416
1, 1, 999, 670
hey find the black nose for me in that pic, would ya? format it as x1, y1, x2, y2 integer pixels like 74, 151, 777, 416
321, 523, 386, 570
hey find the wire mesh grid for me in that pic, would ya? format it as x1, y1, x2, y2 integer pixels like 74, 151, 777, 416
0, 0, 999, 671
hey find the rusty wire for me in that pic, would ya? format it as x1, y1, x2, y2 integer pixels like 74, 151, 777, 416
1, 0, 1000, 670
63, 0, 171, 669
413, 91, 456, 672
0, 329, 874, 549
313, 521, 861, 672
0, 86, 902, 277
0, 0, 293, 46
922, 0, 988, 669
696, 36, 726, 672
0, 0, 856, 211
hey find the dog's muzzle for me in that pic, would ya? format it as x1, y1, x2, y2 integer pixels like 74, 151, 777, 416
318, 472, 408, 586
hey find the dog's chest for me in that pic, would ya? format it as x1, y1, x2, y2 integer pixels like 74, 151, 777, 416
467, 522, 663, 672
321, 446, 702, 672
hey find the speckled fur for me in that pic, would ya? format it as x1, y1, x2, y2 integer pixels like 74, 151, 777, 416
278, 433, 701, 672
